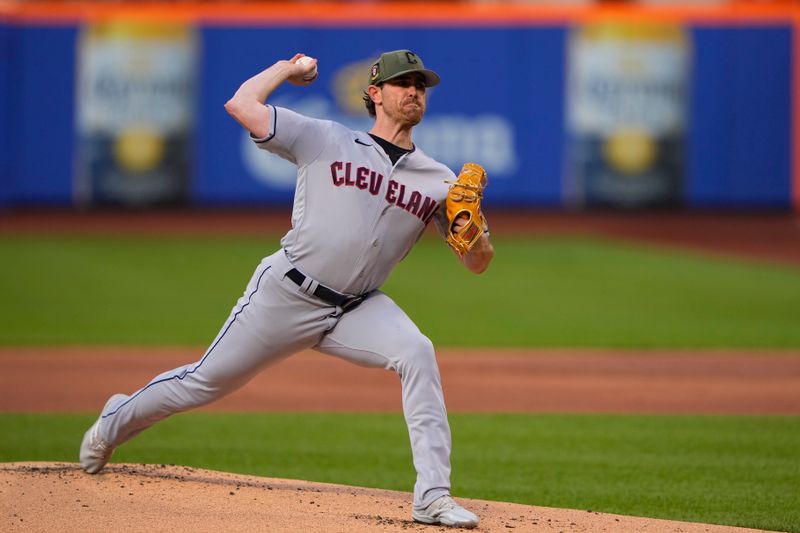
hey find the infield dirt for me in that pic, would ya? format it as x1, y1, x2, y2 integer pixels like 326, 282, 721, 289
0, 463, 774, 533
2, 348, 799, 414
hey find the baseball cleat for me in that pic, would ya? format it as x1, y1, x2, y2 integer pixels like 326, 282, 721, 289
79, 394, 126, 474
412, 495, 479, 529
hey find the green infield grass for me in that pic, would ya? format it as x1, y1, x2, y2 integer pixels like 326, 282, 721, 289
1, 235, 800, 347
1, 412, 798, 532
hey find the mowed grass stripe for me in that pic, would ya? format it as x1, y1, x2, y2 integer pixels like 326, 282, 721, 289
1, 413, 798, 532
1, 235, 799, 347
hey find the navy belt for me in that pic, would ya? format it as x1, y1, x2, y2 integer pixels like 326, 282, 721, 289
286, 268, 367, 312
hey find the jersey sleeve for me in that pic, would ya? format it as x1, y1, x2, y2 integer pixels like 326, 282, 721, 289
250, 105, 329, 167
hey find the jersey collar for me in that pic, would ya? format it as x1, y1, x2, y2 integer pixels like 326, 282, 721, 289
352, 132, 424, 169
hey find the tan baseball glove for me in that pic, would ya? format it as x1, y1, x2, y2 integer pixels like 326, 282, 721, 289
445, 162, 488, 257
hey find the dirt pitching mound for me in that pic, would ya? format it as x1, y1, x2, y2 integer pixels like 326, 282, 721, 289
1, 463, 767, 533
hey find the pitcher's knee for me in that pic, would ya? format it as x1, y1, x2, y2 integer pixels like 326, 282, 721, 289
397, 335, 437, 375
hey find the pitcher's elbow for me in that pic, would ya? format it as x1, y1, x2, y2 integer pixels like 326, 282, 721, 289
224, 98, 238, 117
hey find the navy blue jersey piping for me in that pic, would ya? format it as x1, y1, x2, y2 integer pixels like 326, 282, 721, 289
252, 104, 278, 144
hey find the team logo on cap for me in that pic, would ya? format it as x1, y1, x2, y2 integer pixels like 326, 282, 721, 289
371, 63, 379, 80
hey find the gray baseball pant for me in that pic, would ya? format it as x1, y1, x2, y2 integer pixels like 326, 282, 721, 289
98, 248, 451, 509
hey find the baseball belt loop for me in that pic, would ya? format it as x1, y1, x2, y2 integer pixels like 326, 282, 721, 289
300, 277, 319, 296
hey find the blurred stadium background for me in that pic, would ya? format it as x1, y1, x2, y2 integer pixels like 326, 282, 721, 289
0, 0, 797, 213
2, 2, 800, 531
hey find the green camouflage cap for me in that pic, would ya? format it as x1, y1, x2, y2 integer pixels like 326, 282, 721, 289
368, 50, 441, 87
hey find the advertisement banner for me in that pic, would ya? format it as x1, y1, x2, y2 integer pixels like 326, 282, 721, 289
0, 15, 791, 209
75, 22, 197, 206
566, 23, 690, 208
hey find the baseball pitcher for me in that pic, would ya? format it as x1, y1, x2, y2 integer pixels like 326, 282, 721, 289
80, 50, 494, 529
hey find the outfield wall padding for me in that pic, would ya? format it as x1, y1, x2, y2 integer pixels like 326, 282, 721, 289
0, 2, 796, 210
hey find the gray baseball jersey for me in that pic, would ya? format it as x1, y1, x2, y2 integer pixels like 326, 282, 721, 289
95, 105, 459, 509
264, 105, 454, 294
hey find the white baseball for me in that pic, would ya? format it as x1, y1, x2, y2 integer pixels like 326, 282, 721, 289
297, 56, 318, 81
